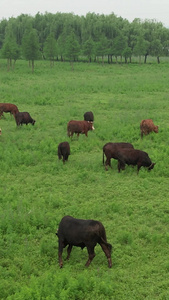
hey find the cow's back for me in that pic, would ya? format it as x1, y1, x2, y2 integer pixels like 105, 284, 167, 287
0, 103, 19, 116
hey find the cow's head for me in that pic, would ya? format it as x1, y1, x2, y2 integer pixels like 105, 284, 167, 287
148, 162, 156, 170
154, 126, 158, 133
0, 128, 1, 135
32, 119, 36, 125
88, 121, 95, 131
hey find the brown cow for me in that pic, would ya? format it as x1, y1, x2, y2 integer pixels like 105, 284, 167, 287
140, 119, 158, 138
58, 142, 70, 163
67, 120, 94, 139
117, 148, 155, 174
0, 103, 19, 119
56, 215, 112, 268
103, 142, 134, 170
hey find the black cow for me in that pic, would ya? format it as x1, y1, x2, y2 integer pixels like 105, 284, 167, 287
67, 120, 94, 139
117, 148, 155, 173
56, 216, 112, 268
84, 111, 94, 122
15, 112, 36, 126
58, 142, 70, 163
103, 142, 134, 170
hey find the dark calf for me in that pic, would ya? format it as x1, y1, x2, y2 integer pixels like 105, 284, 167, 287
56, 216, 112, 268
117, 148, 155, 173
84, 111, 94, 122
58, 142, 70, 163
15, 112, 36, 126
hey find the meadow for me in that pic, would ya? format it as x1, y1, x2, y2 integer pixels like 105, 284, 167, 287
0, 59, 169, 300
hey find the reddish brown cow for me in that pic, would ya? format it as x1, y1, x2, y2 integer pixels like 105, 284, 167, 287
103, 142, 134, 170
67, 120, 94, 138
58, 142, 70, 163
0, 103, 19, 119
56, 216, 112, 268
117, 148, 155, 174
140, 119, 158, 138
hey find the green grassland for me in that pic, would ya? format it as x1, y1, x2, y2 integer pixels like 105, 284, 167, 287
0, 59, 169, 299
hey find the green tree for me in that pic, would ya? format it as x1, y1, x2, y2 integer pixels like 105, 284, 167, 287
123, 47, 132, 63
83, 37, 95, 62
133, 32, 148, 63
113, 32, 127, 63
44, 32, 57, 66
95, 35, 109, 64
1, 22, 20, 70
65, 30, 80, 70
150, 39, 163, 63
22, 28, 40, 72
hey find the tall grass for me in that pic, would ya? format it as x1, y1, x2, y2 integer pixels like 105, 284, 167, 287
0, 59, 169, 299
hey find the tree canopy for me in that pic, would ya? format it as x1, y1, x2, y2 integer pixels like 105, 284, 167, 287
0, 12, 169, 66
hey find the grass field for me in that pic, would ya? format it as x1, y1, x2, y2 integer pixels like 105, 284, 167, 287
0, 59, 169, 299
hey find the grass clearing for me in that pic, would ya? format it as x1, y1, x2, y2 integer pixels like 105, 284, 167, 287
0, 59, 169, 299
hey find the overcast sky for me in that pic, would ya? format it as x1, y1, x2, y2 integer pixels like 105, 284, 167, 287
1, 0, 169, 27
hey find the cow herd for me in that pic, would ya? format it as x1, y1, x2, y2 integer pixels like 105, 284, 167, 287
58, 113, 157, 174
0, 103, 36, 127
1, 103, 158, 268
55, 115, 158, 268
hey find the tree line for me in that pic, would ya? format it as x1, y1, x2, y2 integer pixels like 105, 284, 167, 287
0, 12, 169, 71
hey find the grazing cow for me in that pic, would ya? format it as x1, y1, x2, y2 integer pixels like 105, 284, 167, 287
103, 142, 134, 170
116, 148, 155, 173
56, 216, 112, 268
58, 142, 70, 163
84, 111, 94, 122
15, 112, 36, 126
140, 119, 158, 138
0, 103, 19, 119
67, 120, 94, 138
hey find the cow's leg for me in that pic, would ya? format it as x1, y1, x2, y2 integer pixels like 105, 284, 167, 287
66, 244, 73, 260
100, 243, 112, 268
118, 160, 121, 172
58, 240, 64, 268
118, 160, 125, 172
85, 246, 95, 267
0, 111, 5, 119
105, 157, 111, 171
137, 162, 142, 174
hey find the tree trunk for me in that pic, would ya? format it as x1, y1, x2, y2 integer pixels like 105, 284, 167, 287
7, 58, 10, 71
157, 56, 160, 64
32, 60, 34, 73
144, 53, 148, 63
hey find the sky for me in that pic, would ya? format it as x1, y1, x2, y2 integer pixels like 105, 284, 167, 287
1, 0, 169, 27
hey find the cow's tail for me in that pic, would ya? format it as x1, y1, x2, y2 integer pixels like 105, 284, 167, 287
103, 150, 105, 165
100, 237, 112, 252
